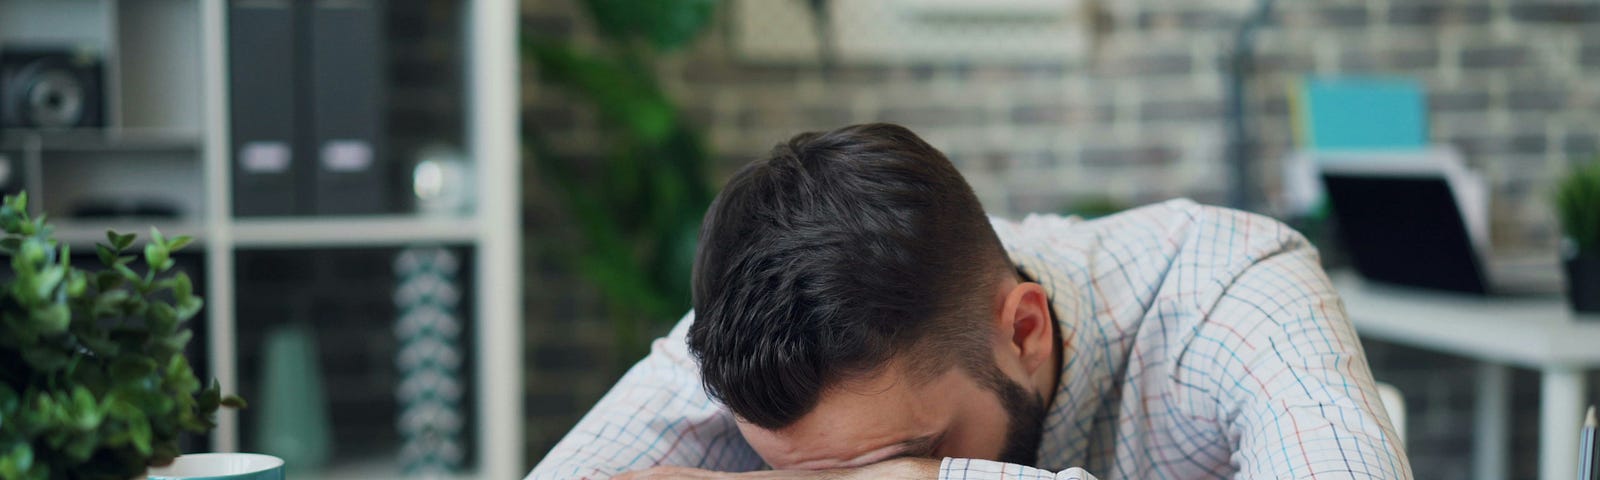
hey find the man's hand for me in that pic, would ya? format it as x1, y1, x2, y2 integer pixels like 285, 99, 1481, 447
613, 457, 940, 480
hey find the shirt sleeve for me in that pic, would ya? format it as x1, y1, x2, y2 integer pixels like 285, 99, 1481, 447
938, 458, 1099, 480
1185, 245, 1413, 479
524, 313, 766, 480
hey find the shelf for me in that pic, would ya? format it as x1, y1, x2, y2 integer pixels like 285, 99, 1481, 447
231, 215, 480, 249
48, 215, 482, 250
4, 1, 522, 476
50, 218, 205, 249
0, 128, 203, 153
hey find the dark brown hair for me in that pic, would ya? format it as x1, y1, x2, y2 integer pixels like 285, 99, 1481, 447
687, 123, 1013, 429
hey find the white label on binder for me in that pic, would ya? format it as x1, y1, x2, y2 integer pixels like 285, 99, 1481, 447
240, 142, 291, 173
321, 140, 373, 172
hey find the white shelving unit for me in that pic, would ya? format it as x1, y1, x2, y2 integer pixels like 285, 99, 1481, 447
54, 216, 483, 249
3, 0, 523, 478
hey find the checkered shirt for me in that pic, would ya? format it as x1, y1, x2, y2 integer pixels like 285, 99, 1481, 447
526, 199, 1412, 479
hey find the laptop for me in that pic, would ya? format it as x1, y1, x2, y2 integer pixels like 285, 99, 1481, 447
1320, 158, 1562, 296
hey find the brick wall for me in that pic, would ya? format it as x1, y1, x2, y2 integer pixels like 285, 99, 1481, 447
520, 0, 1600, 477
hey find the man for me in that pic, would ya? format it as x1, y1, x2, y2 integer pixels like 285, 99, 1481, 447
527, 124, 1410, 479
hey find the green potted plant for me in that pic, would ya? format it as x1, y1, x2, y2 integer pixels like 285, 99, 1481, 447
1556, 158, 1600, 313
522, 0, 718, 359
0, 193, 243, 479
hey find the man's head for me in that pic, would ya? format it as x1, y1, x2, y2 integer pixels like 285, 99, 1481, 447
688, 123, 1060, 468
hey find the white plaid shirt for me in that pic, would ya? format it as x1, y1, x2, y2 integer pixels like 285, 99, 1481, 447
527, 199, 1412, 479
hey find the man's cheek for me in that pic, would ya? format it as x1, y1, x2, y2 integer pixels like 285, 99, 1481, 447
940, 389, 1011, 460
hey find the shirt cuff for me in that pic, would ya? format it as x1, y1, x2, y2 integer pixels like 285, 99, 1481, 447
937, 458, 1098, 480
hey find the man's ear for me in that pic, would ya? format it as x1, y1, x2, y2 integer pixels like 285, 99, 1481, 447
994, 281, 1054, 376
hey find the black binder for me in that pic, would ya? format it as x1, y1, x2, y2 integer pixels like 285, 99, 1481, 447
230, 0, 389, 217
228, 0, 300, 217
307, 0, 388, 215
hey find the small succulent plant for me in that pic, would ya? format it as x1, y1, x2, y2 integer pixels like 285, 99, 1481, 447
0, 193, 243, 480
1556, 158, 1600, 258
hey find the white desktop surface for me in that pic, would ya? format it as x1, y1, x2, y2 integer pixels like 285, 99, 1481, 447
1333, 272, 1600, 368
1331, 271, 1600, 480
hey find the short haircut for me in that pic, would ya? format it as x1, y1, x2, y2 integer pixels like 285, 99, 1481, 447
687, 123, 1014, 430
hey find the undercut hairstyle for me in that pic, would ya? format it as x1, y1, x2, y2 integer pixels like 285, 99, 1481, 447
687, 123, 1015, 430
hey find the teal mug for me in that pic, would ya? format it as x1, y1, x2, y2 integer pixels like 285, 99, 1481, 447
147, 453, 285, 480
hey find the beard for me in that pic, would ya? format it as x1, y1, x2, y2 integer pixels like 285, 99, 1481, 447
984, 367, 1048, 466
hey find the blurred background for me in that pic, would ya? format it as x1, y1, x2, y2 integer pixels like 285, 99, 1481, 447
1, 0, 1598, 479
519, 1, 1600, 480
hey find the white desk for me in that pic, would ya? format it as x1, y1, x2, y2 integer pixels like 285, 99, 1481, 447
1333, 273, 1600, 480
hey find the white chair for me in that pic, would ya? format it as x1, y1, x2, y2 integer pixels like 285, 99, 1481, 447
1376, 382, 1407, 444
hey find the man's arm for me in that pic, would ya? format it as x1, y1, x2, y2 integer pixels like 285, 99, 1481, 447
1185, 246, 1412, 479
617, 458, 1096, 480
525, 313, 766, 479
933, 459, 1096, 480
529, 313, 1098, 480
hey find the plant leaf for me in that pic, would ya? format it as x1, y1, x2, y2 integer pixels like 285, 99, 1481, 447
143, 243, 170, 274
109, 357, 157, 380
172, 272, 193, 302
196, 381, 219, 413
94, 270, 124, 293
33, 266, 64, 302
220, 395, 247, 409
175, 297, 204, 322
147, 302, 177, 335
127, 410, 152, 456
113, 263, 140, 284
30, 304, 69, 336
167, 235, 193, 252
95, 244, 117, 268
6, 191, 27, 211
113, 231, 135, 251
20, 346, 70, 372
0, 443, 34, 479
65, 271, 86, 298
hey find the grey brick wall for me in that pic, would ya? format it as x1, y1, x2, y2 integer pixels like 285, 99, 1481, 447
520, 0, 1600, 476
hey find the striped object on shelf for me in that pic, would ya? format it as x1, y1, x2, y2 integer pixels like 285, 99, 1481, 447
394, 247, 465, 475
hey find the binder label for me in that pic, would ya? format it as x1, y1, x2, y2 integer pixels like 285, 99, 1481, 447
240, 142, 291, 173
321, 140, 373, 172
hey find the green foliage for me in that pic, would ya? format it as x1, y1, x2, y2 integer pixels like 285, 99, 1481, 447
580, 0, 715, 51
1059, 196, 1129, 220
1558, 158, 1600, 256
0, 193, 242, 480
523, 0, 717, 357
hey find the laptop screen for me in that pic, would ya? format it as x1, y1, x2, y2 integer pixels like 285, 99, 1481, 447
1322, 172, 1490, 295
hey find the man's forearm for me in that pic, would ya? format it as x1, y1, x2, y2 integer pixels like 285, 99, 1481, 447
616, 458, 1102, 480
615, 458, 939, 479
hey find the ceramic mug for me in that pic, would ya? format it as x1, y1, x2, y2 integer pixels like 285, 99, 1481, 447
146, 453, 285, 480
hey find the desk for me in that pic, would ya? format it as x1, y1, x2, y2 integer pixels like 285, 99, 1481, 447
1333, 273, 1600, 480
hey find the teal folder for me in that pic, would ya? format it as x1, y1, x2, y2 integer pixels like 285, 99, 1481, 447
1297, 76, 1428, 150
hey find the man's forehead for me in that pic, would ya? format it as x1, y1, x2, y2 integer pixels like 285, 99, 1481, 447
738, 418, 936, 469
734, 360, 974, 468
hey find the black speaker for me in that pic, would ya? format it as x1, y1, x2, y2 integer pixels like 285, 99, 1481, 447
0, 47, 106, 129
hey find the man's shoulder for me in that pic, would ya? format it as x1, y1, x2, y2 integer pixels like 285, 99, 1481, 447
992, 199, 1316, 328
992, 199, 1303, 263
